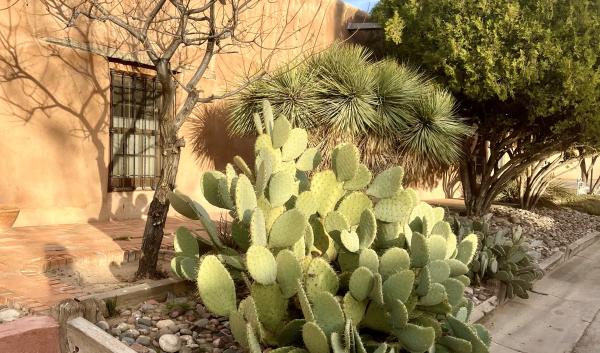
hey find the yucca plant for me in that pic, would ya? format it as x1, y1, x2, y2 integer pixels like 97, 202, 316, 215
226, 43, 471, 182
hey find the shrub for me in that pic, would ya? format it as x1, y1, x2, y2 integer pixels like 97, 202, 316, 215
228, 44, 471, 183
170, 101, 490, 353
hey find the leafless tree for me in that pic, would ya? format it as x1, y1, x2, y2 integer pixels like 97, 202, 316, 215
517, 152, 580, 210
43, 0, 324, 277
577, 147, 600, 195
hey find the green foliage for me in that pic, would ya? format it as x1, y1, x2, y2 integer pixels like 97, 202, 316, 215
455, 216, 544, 299
373, 0, 600, 215
228, 44, 470, 181
170, 103, 490, 352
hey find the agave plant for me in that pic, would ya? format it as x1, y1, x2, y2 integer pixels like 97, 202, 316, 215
226, 43, 471, 182
170, 101, 490, 353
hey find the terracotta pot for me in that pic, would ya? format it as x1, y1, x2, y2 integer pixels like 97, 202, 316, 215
0, 206, 19, 230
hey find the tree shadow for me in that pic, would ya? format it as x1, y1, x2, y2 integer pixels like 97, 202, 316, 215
187, 102, 255, 170
0, 7, 153, 223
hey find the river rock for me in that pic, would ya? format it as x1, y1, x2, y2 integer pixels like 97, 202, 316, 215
0, 309, 20, 323
159, 334, 181, 353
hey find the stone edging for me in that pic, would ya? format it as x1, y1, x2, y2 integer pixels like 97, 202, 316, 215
471, 231, 600, 323
76, 278, 193, 310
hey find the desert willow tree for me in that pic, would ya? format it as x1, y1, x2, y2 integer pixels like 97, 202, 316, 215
45, 0, 322, 277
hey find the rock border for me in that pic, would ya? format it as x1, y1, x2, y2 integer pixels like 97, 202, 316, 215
56, 232, 600, 351
470, 231, 600, 323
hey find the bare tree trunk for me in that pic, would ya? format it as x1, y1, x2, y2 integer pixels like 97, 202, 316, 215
136, 134, 184, 278
518, 154, 579, 210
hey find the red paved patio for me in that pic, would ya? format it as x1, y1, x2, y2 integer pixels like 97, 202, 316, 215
0, 217, 201, 313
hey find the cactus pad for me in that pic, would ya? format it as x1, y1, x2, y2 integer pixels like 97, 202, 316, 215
250, 209, 267, 246
344, 164, 372, 190
247, 245, 277, 285
389, 300, 408, 329
302, 321, 329, 353
277, 250, 302, 298
446, 316, 489, 353
340, 229, 360, 253
304, 257, 339, 299
297, 280, 315, 322
251, 283, 288, 333
197, 256, 236, 316
438, 336, 472, 353
379, 248, 410, 279
410, 232, 430, 268
282, 128, 308, 161
269, 170, 298, 207
427, 260, 451, 283
230, 311, 249, 348
312, 291, 345, 338
332, 143, 360, 181
296, 147, 322, 171
456, 233, 478, 265
295, 191, 319, 218
324, 211, 350, 233
236, 174, 258, 224
443, 278, 466, 307
358, 248, 379, 273
446, 259, 470, 276
357, 209, 377, 249
419, 282, 447, 306
174, 227, 199, 257
272, 116, 292, 148
349, 266, 375, 301
394, 324, 435, 353
342, 292, 367, 325
366, 166, 404, 198
373, 191, 413, 223
383, 270, 415, 304
311, 170, 345, 216
269, 209, 306, 248
427, 235, 448, 261
201, 171, 227, 208
337, 192, 373, 226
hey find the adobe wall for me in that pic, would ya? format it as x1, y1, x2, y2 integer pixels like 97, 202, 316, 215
0, 0, 376, 226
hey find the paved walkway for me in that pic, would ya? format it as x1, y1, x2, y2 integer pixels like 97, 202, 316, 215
0, 217, 201, 313
482, 240, 600, 353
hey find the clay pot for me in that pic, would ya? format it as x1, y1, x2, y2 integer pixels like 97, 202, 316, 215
0, 206, 19, 230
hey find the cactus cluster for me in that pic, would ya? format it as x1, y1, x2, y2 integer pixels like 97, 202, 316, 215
453, 215, 543, 299
169, 101, 491, 353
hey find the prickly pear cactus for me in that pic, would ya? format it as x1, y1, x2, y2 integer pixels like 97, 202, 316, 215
455, 216, 543, 299
169, 101, 490, 353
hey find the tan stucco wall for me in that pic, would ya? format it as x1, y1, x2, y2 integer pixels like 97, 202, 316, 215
0, 0, 370, 226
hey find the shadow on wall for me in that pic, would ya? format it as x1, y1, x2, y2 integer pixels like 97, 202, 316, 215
187, 102, 255, 170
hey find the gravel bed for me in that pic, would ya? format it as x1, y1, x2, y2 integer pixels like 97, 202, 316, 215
464, 286, 496, 306
97, 293, 239, 353
490, 205, 600, 259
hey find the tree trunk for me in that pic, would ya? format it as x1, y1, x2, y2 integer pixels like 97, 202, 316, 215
136, 133, 184, 278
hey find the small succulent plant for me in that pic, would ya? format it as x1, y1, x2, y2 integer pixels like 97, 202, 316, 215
169, 101, 490, 353
454, 215, 543, 299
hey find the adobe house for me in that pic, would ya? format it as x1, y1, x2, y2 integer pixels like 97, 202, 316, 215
0, 0, 382, 227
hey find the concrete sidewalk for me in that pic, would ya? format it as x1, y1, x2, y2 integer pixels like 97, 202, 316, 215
481, 240, 600, 353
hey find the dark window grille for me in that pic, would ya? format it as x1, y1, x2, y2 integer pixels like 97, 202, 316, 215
109, 70, 163, 191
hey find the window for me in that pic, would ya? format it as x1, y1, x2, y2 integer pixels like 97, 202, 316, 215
109, 70, 162, 191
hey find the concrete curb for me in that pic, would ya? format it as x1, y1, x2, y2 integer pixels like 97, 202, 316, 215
472, 231, 600, 323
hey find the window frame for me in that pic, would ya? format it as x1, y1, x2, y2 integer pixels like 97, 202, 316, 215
108, 69, 163, 192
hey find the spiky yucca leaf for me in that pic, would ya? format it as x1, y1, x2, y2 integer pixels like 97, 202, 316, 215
400, 88, 471, 172
229, 65, 320, 136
